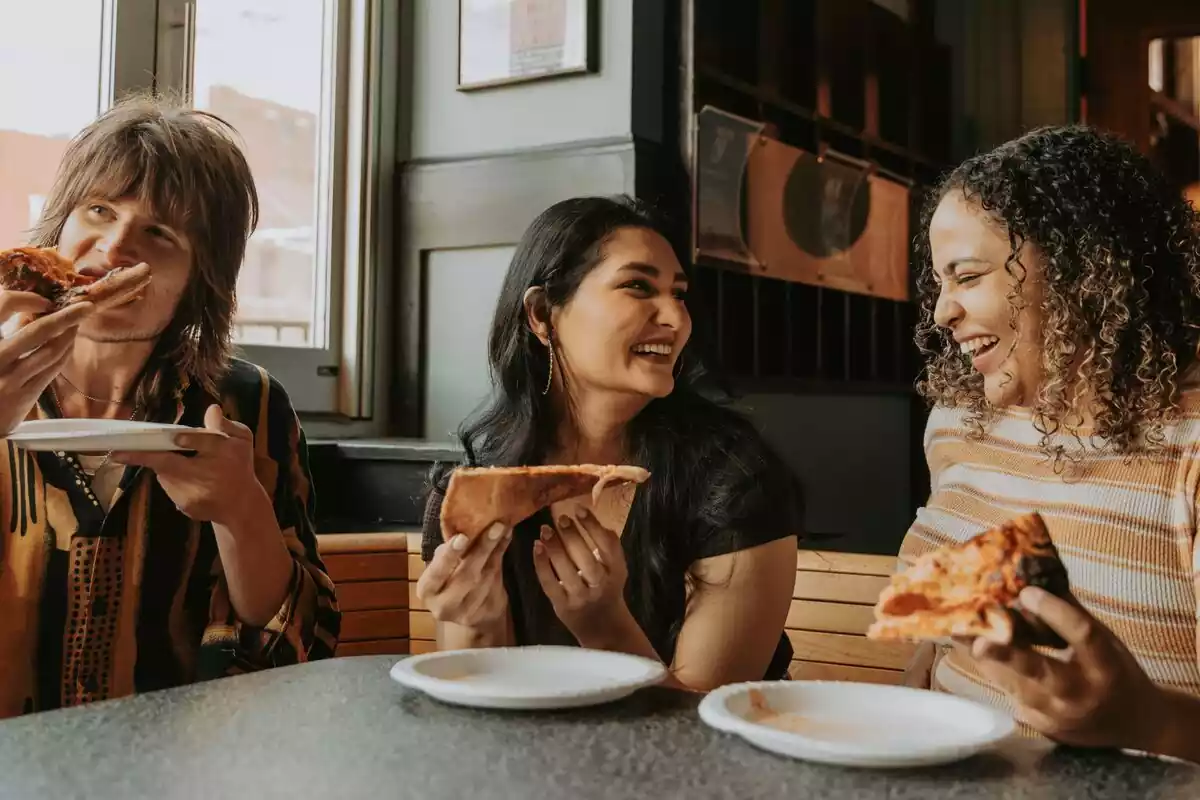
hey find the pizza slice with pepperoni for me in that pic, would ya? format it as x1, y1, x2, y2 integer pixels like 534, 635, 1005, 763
867, 512, 1072, 647
0, 246, 151, 312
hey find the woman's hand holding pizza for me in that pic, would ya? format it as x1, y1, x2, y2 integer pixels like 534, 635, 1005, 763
961, 586, 1165, 751
533, 507, 633, 644
0, 291, 93, 434
417, 522, 513, 631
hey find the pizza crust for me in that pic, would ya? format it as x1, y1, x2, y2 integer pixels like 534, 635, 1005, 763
867, 512, 1072, 647
439, 464, 650, 543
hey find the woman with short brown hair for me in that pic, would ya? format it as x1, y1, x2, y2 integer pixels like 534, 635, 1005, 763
0, 94, 339, 718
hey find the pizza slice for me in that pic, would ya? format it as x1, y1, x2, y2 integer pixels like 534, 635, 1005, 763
439, 463, 650, 543
866, 512, 1072, 647
0, 246, 151, 312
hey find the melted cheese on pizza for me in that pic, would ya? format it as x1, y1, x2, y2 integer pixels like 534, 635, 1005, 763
867, 512, 1065, 643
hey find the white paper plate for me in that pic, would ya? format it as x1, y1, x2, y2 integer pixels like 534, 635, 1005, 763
699, 681, 1016, 769
389, 646, 668, 710
4, 419, 224, 453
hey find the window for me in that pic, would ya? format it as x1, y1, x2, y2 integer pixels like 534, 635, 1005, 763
157, 0, 396, 418
3, 0, 395, 420
191, 1, 329, 350
0, 1, 105, 247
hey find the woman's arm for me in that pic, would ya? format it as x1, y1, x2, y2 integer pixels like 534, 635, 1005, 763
565, 536, 796, 692
1141, 687, 1200, 763
668, 537, 797, 690
180, 378, 339, 674
419, 486, 516, 651
970, 586, 1200, 764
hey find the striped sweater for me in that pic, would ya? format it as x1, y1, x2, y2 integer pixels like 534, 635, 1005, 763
899, 395, 1200, 715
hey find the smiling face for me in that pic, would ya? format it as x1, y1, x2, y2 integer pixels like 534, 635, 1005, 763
540, 226, 692, 401
56, 196, 194, 343
929, 192, 1044, 408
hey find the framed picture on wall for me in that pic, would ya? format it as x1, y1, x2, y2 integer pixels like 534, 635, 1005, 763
458, 0, 598, 91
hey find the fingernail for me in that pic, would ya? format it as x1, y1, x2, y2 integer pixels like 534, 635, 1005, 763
533, 541, 545, 554
558, 516, 572, 529
487, 522, 505, 541
578, 508, 591, 519
592, 547, 601, 561
451, 534, 468, 551
540, 525, 554, 541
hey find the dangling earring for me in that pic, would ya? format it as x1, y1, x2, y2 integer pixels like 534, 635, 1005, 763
542, 340, 555, 396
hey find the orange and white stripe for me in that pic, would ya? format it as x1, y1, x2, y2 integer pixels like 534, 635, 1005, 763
901, 395, 1200, 712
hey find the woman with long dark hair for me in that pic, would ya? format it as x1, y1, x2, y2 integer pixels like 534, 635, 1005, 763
901, 125, 1200, 762
416, 195, 803, 689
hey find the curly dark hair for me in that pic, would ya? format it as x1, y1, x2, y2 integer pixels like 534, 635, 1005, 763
914, 125, 1200, 457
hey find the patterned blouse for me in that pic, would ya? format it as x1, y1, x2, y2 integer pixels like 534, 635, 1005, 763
0, 359, 341, 718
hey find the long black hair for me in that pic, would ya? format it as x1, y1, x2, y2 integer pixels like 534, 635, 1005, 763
429, 195, 803, 658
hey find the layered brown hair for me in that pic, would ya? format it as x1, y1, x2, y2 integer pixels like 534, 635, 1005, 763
914, 126, 1200, 459
28, 92, 259, 402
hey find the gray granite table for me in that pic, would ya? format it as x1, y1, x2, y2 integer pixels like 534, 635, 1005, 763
0, 655, 1196, 799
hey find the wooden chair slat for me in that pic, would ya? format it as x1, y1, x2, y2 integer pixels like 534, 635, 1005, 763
795, 550, 897, 576
786, 600, 877, 635
789, 660, 905, 684
323, 552, 408, 583
337, 580, 409, 612
336, 638, 410, 657
794, 571, 889, 604
340, 609, 410, 642
786, 630, 915, 671
410, 639, 438, 655
316, 532, 415, 554
410, 610, 437, 640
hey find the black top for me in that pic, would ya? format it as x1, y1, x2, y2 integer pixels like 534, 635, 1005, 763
421, 402, 801, 680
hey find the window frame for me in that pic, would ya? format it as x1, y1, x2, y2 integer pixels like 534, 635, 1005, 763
97, 0, 397, 422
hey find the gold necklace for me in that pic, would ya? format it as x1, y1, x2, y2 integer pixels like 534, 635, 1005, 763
48, 383, 141, 475
56, 373, 126, 406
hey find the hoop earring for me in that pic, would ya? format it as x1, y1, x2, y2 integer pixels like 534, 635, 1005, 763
542, 341, 555, 396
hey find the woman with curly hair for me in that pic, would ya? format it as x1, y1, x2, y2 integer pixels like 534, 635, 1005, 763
900, 125, 1200, 763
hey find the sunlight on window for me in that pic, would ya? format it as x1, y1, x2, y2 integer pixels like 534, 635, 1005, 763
192, 0, 328, 348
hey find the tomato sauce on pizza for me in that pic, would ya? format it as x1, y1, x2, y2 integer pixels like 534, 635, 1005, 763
867, 512, 1072, 647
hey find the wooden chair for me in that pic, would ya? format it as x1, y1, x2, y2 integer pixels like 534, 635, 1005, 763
405, 533, 438, 654
787, 550, 912, 684
315, 532, 411, 657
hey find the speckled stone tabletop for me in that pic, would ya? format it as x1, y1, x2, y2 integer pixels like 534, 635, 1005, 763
0, 655, 1196, 799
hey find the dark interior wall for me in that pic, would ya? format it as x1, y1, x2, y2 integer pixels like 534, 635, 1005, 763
675, 1, 1074, 550
385, 0, 1078, 551
394, 0, 641, 438
934, 0, 1075, 158
734, 392, 917, 554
